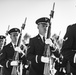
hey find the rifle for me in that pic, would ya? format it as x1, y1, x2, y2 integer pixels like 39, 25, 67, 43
43, 3, 55, 75
4, 25, 10, 46
5, 25, 10, 36
11, 17, 27, 75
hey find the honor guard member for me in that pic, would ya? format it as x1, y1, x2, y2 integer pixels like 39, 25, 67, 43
27, 17, 56, 75
61, 23, 76, 75
0, 35, 6, 75
0, 28, 27, 75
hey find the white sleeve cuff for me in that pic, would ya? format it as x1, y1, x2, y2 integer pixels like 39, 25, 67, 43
35, 55, 38, 63
74, 53, 76, 63
6, 60, 9, 68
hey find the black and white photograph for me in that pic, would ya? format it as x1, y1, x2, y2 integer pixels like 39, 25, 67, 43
0, 0, 76, 75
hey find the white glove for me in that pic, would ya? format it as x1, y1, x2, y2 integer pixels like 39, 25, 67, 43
41, 56, 49, 63
15, 47, 21, 52
0, 64, 3, 67
10, 61, 19, 66
45, 39, 53, 46
74, 53, 76, 63
15, 47, 25, 55
25, 65, 29, 69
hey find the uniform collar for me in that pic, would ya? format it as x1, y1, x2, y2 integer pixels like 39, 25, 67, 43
11, 42, 16, 48
39, 34, 46, 41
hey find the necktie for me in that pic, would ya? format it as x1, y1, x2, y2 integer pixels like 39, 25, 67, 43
43, 36, 45, 43
14, 45, 16, 48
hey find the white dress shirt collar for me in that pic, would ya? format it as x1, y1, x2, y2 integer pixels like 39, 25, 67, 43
39, 34, 46, 41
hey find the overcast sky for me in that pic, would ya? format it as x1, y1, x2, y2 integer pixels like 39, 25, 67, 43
0, 0, 76, 43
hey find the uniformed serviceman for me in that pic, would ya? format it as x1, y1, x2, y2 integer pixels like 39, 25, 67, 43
0, 35, 6, 75
0, 28, 27, 75
61, 23, 76, 75
27, 17, 57, 75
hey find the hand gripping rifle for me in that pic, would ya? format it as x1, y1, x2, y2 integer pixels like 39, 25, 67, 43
11, 17, 27, 75
43, 3, 55, 75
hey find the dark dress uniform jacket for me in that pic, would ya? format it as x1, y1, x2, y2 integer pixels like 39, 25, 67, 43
0, 42, 26, 75
0, 42, 15, 75
27, 34, 45, 75
27, 34, 56, 75
61, 24, 76, 73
